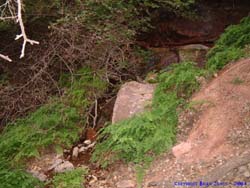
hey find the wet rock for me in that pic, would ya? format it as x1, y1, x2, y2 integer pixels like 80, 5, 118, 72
79, 146, 88, 153
112, 81, 156, 123
48, 158, 63, 171
116, 180, 136, 188
79, 141, 96, 153
84, 140, 92, 145
29, 170, 47, 182
72, 147, 79, 159
178, 44, 209, 66
87, 141, 96, 148
172, 142, 192, 158
54, 161, 74, 173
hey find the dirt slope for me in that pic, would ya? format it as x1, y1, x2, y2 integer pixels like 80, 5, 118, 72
144, 58, 250, 187
87, 58, 250, 188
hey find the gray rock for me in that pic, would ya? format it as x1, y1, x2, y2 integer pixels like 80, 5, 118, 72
72, 147, 79, 159
48, 158, 63, 171
79, 141, 96, 153
29, 170, 47, 182
79, 146, 88, 153
54, 161, 74, 173
116, 180, 136, 188
112, 81, 156, 123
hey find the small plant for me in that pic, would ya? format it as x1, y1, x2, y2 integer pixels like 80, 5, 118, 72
50, 167, 88, 188
231, 77, 244, 85
0, 73, 9, 86
185, 100, 214, 111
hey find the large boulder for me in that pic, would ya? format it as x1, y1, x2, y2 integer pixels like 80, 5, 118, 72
112, 81, 156, 124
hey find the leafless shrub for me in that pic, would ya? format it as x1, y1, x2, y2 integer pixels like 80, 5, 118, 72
0, 18, 142, 126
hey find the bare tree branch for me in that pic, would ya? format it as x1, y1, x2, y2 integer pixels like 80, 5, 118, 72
0, 54, 12, 62
15, 0, 39, 59
0, 0, 16, 20
0, 0, 39, 61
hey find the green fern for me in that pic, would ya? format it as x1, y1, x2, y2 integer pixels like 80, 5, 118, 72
0, 103, 80, 165
50, 167, 88, 188
92, 62, 204, 166
0, 160, 42, 188
206, 16, 250, 71
0, 67, 106, 187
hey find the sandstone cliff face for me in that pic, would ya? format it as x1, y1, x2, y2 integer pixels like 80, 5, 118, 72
138, 0, 250, 47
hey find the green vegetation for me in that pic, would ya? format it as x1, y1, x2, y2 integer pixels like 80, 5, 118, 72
0, 161, 42, 188
0, 103, 80, 165
93, 62, 204, 166
0, 0, 196, 186
82, 0, 195, 35
60, 67, 107, 113
2, 0, 250, 186
50, 167, 87, 188
206, 17, 250, 71
0, 67, 106, 187
0, 67, 106, 166
93, 15, 250, 170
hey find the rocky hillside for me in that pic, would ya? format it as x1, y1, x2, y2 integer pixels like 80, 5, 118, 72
0, 1, 250, 188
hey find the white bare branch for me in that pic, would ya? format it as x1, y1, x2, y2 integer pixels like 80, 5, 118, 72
15, 0, 39, 58
0, 54, 12, 62
0, 0, 39, 61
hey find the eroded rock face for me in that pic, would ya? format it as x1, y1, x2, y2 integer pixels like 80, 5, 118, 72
112, 81, 156, 124
147, 44, 209, 72
139, 0, 250, 47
